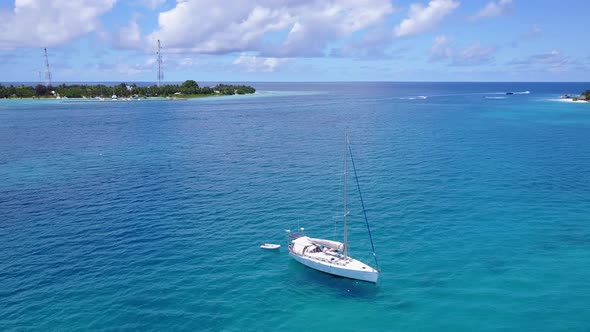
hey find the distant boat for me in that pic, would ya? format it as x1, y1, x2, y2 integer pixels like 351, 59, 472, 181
260, 243, 281, 250
288, 129, 380, 283
506, 92, 514, 95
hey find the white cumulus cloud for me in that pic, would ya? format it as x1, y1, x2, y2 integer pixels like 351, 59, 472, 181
146, 0, 394, 57
394, 0, 459, 37
272, 0, 394, 57
0, 0, 117, 48
147, 2, 292, 54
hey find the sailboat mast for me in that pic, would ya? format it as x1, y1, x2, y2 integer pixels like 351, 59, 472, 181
343, 128, 348, 258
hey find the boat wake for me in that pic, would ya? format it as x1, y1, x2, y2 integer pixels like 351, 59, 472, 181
506, 91, 531, 95
399, 95, 428, 100
418, 91, 508, 98
388, 90, 529, 102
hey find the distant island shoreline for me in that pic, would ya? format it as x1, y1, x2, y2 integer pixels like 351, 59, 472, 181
0, 80, 255, 100
560, 90, 590, 103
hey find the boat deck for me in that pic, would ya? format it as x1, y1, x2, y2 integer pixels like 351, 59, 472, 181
290, 237, 377, 273
303, 248, 350, 266
303, 250, 376, 272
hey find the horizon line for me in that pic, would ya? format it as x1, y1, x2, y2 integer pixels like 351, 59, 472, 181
2, 80, 590, 84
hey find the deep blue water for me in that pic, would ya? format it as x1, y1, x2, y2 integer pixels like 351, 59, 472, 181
1, 82, 590, 331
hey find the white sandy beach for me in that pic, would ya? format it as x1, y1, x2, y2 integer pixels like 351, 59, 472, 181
549, 98, 589, 104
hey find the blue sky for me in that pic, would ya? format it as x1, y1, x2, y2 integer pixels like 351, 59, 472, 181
0, 0, 588, 82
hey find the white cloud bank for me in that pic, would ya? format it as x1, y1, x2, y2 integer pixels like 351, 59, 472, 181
394, 0, 459, 37
0, 0, 116, 48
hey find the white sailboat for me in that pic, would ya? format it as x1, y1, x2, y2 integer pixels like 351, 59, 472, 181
288, 130, 380, 283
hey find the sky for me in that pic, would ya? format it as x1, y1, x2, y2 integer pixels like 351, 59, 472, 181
0, 0, 589, 82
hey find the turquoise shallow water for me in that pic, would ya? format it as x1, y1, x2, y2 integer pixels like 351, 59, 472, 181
1, 82, 590, 331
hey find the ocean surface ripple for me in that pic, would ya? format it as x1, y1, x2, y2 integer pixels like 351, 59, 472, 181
1, 82, 589, 331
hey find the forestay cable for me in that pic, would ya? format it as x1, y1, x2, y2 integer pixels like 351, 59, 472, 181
347, 139, 380, 272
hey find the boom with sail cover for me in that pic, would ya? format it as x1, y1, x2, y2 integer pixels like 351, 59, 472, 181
309, 238, 345, 251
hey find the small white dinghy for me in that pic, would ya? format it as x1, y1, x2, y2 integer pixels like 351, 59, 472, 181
260, 243, 281, 250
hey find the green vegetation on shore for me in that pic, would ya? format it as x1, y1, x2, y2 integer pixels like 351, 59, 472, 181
0, 80, 255, 99
570, 90, 590, 102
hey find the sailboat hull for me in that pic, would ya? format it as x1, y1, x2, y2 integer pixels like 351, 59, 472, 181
289, 251, 379, 283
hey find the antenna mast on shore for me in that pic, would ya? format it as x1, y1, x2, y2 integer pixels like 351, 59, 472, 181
157, 40, 163, 87
43, 48, 52, 87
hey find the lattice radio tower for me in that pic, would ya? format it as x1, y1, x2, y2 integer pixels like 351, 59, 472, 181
43, 48, 52, 87
157, 40, 163, 87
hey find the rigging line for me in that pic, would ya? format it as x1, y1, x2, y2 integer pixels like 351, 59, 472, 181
347, 141, 380, 272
